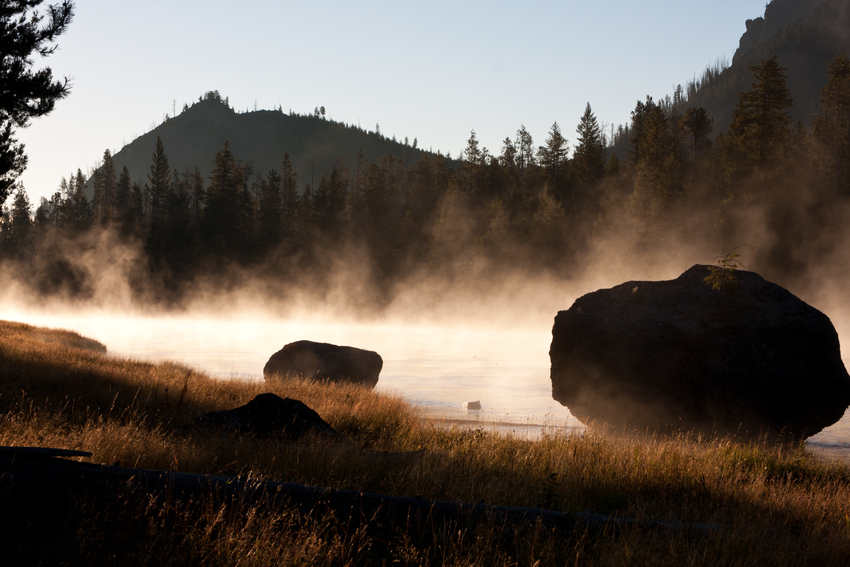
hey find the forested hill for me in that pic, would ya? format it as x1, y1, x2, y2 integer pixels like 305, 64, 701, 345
677, 0, 849, 130
107, 93, 433, 190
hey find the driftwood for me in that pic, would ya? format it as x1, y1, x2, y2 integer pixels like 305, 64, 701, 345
0, 446, 720, 532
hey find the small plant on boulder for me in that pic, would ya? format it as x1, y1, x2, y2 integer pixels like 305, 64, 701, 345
705, 244, 756, 291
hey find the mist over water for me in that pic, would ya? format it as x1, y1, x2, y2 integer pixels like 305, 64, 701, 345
0, 307, 581, 429
4, 174, 850, 457
2, 266, 849, 463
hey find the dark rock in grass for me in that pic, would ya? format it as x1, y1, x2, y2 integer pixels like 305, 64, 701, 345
263, 340, 382, 388
549, 264, 850, 439
191, 393, 342, 441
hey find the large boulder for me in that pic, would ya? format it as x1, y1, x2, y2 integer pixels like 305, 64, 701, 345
264, 340, 383, 388
549, 265, 850, 439
190, 393, 342, 441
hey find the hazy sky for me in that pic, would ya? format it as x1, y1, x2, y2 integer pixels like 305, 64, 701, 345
15, 0, 770, 204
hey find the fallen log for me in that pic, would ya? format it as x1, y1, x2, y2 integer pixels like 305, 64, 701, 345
0, 446, 720, 532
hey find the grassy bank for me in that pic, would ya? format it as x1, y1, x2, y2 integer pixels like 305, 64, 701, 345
1, 319, 850, 566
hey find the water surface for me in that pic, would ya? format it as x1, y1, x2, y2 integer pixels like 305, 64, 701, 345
3, 311, 846, 463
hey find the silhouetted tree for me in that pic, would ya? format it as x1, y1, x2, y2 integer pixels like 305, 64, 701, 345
681, 107, 714, 163
60, 169, 91, 231
812, 53, 850, 202
0, 0, 74, 205
145, 136, 172, 258
257, 168, 283, 250
99, 149, 116, 224
573, 103, 605, 198
627, 96, 682, 236
724, 55, 794, 198
538, 122, 569, 189
202, 141, 240, 257
515, 125, 536, 194
115, 165, 131, 219
5, 184, 32, 254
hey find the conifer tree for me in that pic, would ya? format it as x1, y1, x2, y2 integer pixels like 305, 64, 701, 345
499, 137, 517, 169
145, 136, 172, 257
812, 53, 850, 201
91, 166, 103, 221
257, 168, 283, 250
297, 182, 314, 252
626, 96, 682, 235
0, 1, 74, 205
100, 149, 116, 223
202, 141, 239, 255
33, 195, 50, 226
515, 125, 536, 194
165, 167, 194, 266
573, 103, 605, 191
724, 55, 794, 193
115, 165, 131, 218
66, 168, 92, 231
463, 130, 483, 165
280, 153, 299, 247
681, 107, 713, 162
189, 167, 204, 244
7, 184, 32, 254
232, 163, 257, 258
537, 122, 569, 189
123, 181, 144, 235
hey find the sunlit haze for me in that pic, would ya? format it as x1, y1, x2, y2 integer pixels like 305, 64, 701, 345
17, 0, 768, 203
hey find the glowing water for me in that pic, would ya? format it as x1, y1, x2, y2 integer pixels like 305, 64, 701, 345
1, 310, 847, 462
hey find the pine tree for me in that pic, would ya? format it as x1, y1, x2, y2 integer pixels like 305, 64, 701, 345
125, 181, 144, 235
7, 184, 32, 254
499, 137, 517, 169
257, 168, 283, 250
681, 107, 713, 162
202, 141, 238, 255
515, 125, 536, 194
100, 149, 116, 223
280, 153, 299, 247
0, 1, 74, 205
115, 165, 131, 218
232, 162, 257, 258
573, 103, 605, 191
537, 122, 569, 190
165, 167, 194, 266
463, 130, 483, 164
297, 182, 314, 252
145, 136, 172, 257
189, 167, 204, 245
626, 97, 683, 236
725, 55, 794, 193
812, 54, 850, 201
66, 168, 92, 231
91, 166, 103, 221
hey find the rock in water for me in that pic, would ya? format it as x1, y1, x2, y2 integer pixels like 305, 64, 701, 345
549, 265, 850, 439
192, 393, 342, 441
264, 340, 383, 388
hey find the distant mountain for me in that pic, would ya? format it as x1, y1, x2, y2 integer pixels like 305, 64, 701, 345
678, 0, 849, 131
104, 95, 434, 191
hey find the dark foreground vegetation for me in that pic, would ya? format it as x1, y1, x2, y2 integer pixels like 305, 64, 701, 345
4, 51, 850, 310
2, 320, 850, 566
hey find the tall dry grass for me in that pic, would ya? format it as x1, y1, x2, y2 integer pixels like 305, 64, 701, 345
2, 319, 850, 565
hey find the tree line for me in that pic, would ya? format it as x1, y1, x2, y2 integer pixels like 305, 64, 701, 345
2, 53, 849, 304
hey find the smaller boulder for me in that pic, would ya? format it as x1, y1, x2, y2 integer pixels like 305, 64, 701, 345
190, 393, 342, 441
264, 340, 383, 388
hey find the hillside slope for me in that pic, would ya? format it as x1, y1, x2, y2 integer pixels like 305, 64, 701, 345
107, 96, 432, 190
680, 0, 849, 130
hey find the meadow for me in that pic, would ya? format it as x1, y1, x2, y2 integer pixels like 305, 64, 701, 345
1, 319, 850, 566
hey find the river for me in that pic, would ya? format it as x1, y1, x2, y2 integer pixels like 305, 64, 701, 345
2, 310, 848, 463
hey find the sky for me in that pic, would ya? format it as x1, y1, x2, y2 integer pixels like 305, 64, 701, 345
14, 0, 771, 205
